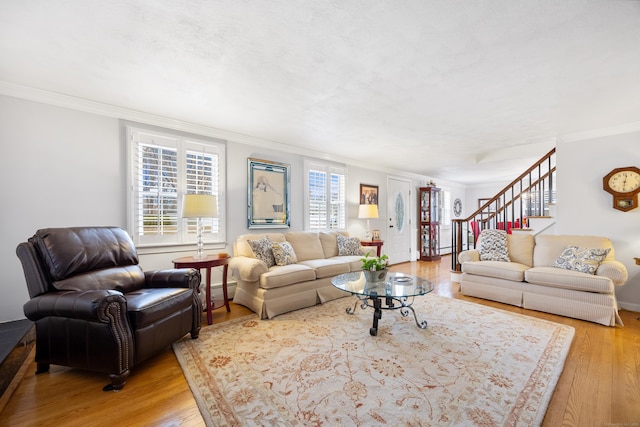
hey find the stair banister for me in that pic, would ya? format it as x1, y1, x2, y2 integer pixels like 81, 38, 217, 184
451, 148, 556, 272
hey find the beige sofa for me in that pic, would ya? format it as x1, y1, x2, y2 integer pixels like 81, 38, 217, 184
229, 231, 365, 319
458, 233, 628, 326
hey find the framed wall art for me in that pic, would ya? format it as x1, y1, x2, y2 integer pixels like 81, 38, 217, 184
248, 158, 290, 228
360, 184, 379, 205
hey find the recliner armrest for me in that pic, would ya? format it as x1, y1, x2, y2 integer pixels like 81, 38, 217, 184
23, 289, 127, 323
144, 269, 200, 290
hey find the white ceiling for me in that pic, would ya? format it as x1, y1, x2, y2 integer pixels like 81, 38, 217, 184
1, 1, 639, 184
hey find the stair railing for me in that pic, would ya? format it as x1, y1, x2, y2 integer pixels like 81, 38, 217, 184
451, 148, 556, 272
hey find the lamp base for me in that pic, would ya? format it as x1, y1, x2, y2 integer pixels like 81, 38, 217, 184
192, 253, 208, 261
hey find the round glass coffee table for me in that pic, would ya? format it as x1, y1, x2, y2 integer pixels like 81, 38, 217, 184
331, 271, 434, 336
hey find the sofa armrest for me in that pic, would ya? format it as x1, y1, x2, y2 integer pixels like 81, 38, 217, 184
23, 290, 128, 323
229, 256, 268, 282
596, 260, 628, 286
145, 268, 200, 290
459, 249, 480, 264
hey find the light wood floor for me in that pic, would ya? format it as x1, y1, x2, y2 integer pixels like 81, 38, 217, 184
1, 256, 639, 427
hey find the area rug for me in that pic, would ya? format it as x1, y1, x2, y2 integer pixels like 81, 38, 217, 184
173, 294, 574, 427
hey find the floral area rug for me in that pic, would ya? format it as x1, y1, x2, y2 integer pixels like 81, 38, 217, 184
173, 294, 574, 427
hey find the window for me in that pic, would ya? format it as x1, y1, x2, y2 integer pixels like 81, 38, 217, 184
304, 160, 346, 231
127, 127, 225, 247
442, 191, 451, 227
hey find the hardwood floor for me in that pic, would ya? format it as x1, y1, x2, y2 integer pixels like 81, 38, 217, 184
1, 256, 638, 426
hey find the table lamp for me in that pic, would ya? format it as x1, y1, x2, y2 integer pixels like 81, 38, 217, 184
182, 194, 217, 260
358, 204, 379, 241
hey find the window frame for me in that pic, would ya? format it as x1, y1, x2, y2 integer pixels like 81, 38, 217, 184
303, 159, 347, 231
126, 126, 226, 248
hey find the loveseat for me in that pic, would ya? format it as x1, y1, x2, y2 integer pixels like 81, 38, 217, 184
16, 227, 202, 390
458, 231, 628, 326
229, 231, 367, 319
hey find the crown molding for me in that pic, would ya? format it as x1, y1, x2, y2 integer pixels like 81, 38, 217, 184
1, 81, 418, 176
559, 121, 640, 144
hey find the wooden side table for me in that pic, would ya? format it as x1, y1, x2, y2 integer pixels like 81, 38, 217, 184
361, 240, 384, 257
172, 255, 230, 325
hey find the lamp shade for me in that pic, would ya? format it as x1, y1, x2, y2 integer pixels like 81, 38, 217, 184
358, 204, 379, 219
182, 194, 218, 218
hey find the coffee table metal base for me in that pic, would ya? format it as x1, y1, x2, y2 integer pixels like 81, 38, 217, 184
346, 294, 428, 336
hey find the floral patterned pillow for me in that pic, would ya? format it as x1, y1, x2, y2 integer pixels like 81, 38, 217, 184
553, 246, 610, 275
337, 235, 364, 256
272, 242, 298, 266
479, 229, 510, 262
247, 236, 275, 267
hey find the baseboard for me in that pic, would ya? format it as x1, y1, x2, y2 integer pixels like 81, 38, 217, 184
618, 301, 640, 314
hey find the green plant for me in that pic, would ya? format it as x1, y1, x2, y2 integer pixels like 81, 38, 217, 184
360, 252, 389, 271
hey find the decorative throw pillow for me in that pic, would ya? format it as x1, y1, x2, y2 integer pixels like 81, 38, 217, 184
247, 236, 276, 267
272, 241, 298, 266
337, 235, 364, 256
553, 246, 610, 275
479, 229, 510, 262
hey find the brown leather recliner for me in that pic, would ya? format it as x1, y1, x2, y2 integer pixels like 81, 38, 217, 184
16, 226, 202, 391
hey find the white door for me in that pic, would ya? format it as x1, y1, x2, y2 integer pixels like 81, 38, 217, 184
386, 177, 412, 264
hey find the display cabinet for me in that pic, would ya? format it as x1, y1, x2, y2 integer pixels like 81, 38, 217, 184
418, 186, 441, 261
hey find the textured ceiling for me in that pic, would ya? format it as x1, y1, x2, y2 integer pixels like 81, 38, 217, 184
1, 1, 639, 184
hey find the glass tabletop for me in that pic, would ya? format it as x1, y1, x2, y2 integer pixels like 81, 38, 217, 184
331, 271, 434, 298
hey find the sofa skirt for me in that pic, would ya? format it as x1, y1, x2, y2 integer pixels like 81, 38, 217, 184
460, 273, 622, 327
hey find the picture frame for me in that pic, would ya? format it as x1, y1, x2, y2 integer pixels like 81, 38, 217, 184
248, 158, 290, 228
360, 184, 379, 205
372, 230, 381, 241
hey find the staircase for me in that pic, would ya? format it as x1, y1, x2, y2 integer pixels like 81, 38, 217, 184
451, 148, 556, 272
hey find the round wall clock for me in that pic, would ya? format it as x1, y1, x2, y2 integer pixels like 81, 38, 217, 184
602, 166, 640, 212
453, 198, 462, 217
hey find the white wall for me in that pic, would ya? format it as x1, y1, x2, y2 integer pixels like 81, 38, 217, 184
0, 94, 429, 322
556, 131, 640, 312
1, 96, 125, 321
3, 93, 638, 321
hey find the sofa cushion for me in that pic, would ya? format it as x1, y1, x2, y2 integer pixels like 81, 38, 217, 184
260, 264, 316, 290
553, 246, 610, 275
506, 234, 534, 267
272, 241, 298, 266
329, 256, 364, 272
479, 230, 510, 262
299, 259, 350, 278
337, 235, 364, 256
247, 236, 276, 267
235, 233, 286, 258
319, 231, 349, 258
533, 235, 614, 267
125, 287, 193, 330
525, 266, 614, 294
462, 261, 528, 282
285, 232, 325, 261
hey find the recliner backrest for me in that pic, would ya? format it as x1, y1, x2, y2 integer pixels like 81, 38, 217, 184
27, 227, 145, 293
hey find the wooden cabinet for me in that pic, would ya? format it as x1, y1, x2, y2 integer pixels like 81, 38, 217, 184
418, 186, 441, 261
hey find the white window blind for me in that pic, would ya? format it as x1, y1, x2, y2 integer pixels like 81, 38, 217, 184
442, 191, 451, 227
127, 127, 225, 247
304, 160, 346, 231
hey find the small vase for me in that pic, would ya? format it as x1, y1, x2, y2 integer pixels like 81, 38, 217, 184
363, 269, 388, 283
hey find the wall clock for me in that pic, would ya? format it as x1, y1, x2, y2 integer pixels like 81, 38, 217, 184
602, 166, 640, 212
453, 198, 462, 217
